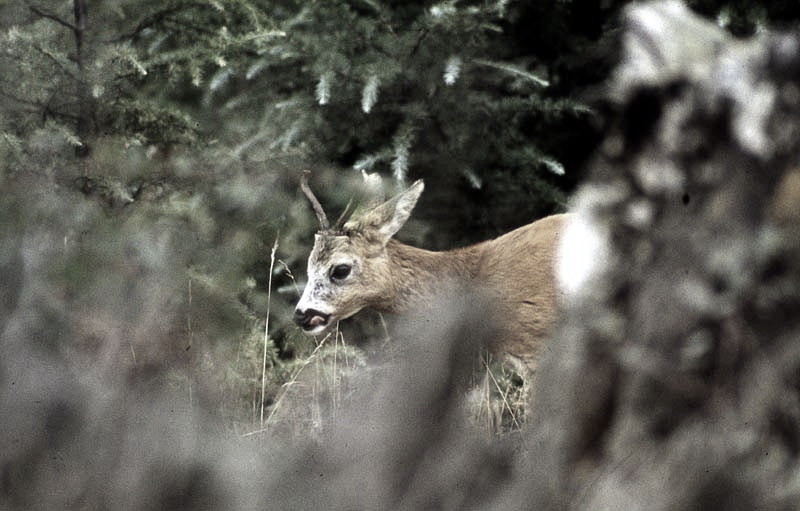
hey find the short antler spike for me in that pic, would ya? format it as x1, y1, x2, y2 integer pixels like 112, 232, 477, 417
301, 170, 330, 231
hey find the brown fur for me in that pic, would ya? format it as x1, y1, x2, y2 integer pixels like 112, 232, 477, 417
295, 178, 569, 375
381, 214, 568, 372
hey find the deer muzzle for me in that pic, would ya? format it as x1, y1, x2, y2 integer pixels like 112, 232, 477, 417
293, 307, 332, 334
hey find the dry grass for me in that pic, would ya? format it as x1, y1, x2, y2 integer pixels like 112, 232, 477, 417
247, 250, 531, 441
467, 354, 528, 433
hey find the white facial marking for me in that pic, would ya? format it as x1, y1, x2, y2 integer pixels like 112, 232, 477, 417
296, 267, 334, 316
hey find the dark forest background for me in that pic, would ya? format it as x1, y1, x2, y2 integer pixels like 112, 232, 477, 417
2, 1, 800, 508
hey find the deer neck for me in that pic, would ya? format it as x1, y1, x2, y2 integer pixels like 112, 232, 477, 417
377, 239, 484, 313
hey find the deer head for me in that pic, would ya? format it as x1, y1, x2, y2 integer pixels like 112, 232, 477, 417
294, 174, 424, 335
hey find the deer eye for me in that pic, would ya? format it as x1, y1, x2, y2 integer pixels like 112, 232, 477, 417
330, 264, 352, 281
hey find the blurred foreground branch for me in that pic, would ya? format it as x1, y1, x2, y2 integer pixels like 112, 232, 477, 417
529, 1, 800, 509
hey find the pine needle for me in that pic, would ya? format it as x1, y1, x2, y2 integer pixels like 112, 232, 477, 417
472, 58, 550, 87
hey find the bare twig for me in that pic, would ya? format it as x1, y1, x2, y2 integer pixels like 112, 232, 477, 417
110, 5, 189, 42
29, 5, 77, 31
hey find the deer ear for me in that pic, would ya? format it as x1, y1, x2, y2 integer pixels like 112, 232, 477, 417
346, 180, 424, 245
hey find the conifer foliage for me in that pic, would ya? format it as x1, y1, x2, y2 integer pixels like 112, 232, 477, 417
2, 0, 800, 442
1, 0, 615, 242
184, 0, 600, 231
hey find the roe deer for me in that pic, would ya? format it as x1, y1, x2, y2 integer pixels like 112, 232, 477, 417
293, 172, 569, 375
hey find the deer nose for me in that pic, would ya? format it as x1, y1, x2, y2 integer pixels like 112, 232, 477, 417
293, 308, 331, 330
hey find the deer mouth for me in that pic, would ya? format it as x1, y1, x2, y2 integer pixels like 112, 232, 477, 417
293, 308, 332, 334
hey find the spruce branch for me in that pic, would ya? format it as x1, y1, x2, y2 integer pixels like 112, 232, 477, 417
0, 88, 71, 118
31, 43, 82, 82
444, 55, 462, 85
361, 74, 380, 113
111, 5, 186, 42
29, 5, 77, 31
30, 2, 88, 71
316, 73, 331, 105
473, 59, 550, 87
162, 16, 219, 37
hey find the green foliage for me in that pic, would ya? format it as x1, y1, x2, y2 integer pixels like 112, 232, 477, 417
0, 4, 188, 152
189, 0, 593, 232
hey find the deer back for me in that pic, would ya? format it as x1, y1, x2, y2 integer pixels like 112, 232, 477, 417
477, 213, 569, 370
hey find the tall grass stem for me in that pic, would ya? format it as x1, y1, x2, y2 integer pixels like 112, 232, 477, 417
260, 237, 279, 426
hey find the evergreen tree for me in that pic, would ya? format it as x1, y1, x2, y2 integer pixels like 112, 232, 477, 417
0, 1, 204, 164
189, 0, 596, 241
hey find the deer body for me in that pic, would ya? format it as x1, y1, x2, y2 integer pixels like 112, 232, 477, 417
294, 176, 568, 374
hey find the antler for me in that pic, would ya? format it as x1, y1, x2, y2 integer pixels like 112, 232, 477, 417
300, 170, 330, 231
